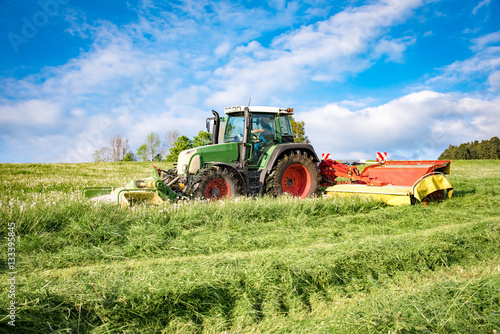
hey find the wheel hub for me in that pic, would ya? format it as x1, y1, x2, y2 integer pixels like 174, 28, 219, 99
210, 188, 221, 197
281, 164, 312, 199
204, 178, 230, 200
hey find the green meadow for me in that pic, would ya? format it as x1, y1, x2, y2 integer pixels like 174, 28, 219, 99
0, 160, 499, 333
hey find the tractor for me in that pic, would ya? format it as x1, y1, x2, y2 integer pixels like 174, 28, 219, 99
170, 106, 319, 200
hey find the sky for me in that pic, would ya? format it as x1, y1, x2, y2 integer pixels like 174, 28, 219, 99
0, 0, 499, 163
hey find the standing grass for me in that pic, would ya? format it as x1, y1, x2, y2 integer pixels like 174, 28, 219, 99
0, 160, 499, 333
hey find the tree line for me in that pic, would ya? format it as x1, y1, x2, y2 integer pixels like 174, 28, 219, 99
93, 130, 211, 162
438, 137, 500, 160
93, 116, 307, 162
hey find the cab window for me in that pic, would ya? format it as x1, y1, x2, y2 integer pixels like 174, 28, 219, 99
252, 114, 276, 142
224, 116, 245, 143
278, 115, 293, 137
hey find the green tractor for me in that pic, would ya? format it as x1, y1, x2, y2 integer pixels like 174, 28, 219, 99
174, 106, 320, 200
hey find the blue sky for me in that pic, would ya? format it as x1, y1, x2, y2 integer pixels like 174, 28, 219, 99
1, 0, 499, 163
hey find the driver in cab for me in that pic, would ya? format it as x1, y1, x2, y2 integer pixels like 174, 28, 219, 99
251, 118, 272, 151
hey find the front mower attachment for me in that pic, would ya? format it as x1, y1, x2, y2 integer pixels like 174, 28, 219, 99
82, 167, 184, 207
82, 186, 115, 199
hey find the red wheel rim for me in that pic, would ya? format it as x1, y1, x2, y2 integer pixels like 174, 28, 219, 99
281, 164, 312, 199
205, 178, 230, 200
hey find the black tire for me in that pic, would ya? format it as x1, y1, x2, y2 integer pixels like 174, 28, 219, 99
265, 151, 318, 198
190, 167, 244, 200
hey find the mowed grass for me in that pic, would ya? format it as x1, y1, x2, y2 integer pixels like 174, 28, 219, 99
0, 160, 499, 333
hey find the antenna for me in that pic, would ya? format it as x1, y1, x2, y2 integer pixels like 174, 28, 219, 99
248, 97, 251, 106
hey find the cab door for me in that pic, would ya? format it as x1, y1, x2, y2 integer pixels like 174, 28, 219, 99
249, 114, 277, 167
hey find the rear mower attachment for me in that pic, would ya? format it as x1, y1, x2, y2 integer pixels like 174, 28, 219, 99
319, 159, 453, 205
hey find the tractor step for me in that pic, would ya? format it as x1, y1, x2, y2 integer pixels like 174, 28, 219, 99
247, 169, 263, 196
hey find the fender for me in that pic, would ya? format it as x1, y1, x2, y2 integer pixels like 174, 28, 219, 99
259, 143, 319, 185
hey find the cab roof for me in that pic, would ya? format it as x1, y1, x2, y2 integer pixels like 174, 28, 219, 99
224, 106, 293, 114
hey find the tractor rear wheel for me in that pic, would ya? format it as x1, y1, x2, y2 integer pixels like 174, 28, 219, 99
266, 151, 318, 199
190, 167, 243, 200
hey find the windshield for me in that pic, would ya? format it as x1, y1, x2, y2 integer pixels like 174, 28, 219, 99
224, 115, 245, 143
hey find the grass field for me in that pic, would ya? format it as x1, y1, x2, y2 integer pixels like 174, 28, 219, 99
1, 160, 499, 333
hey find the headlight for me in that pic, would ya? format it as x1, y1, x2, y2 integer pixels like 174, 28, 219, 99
177, 149, 197, 175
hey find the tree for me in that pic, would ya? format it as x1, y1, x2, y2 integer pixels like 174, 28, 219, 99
456, 143, 471, 160
109, 134, 130, 161
163, 129, 180, 156
439, 145, 457, 160
477, 140, 490, 159
136, 144, 148, 162
489, 136, 500, 159
92, 134, 130, 162
137, 132, 162, 161
93, 147, 111, 162
438, 137, 500, 160
166, 135, 192, 162
193, 130, 212, 147
146, 132, 162, 161
290, 115, 308, 143
123, 152, 137, 161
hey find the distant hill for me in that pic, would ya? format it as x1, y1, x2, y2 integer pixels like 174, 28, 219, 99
439, 137, 500, 160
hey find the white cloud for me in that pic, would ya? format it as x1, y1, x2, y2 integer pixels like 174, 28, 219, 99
300, 91, 500, 160
130, 108, 204, 143
0, 99, 63, 129
472, 0, 491, 15
70, 108, 86, 118
206, 0, 423, 105
214, 42, 231, 58
340, 97, 378, 108
471, 31, 500, 52
488, 71, 500, 91
427, 43, 500, 91
165, 85, 210, 107
0, 134, 71, 163
64, 8, 93, 39
305, 7, 329, 18
463, 27, 481, 34
268, 0, 287, 11
374, 36, 416, 63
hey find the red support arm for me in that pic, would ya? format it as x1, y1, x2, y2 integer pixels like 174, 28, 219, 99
318, 159, 387, 186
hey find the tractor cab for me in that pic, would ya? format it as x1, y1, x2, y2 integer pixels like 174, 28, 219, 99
183, 105, 318, 198
218, 106, 295, 166
223, 107, 294, 143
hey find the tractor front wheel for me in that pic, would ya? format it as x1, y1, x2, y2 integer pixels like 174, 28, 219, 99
191, 168, 243, 200
266, 152, 318, 199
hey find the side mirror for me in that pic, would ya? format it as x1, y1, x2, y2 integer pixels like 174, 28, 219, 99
206, 118, 214, 133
